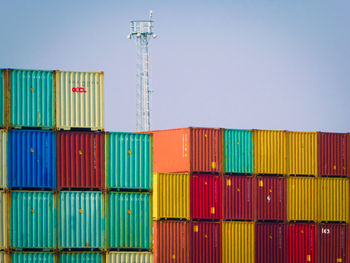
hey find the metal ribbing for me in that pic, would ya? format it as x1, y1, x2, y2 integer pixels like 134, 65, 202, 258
60, 253, 102, 263
12, 252, 55, 263
0, 191, 7, 249
108, 252, 153, 263
0, 131, 7, 188
0, 70, 4, 127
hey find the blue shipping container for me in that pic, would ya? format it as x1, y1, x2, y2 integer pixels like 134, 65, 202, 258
12, 253, 55, 263
60, 253, 102, 263
8, 130, 56, 189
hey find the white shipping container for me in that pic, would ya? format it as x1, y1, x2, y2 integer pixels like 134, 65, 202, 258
0, 191, 8, 250
107, 252, 153, 263
0, 130, 7, 188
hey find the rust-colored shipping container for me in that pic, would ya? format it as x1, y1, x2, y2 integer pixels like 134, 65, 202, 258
191, 175, 222, 220
318, 224, 348, 263
255, 177, 286, 221
222, 176, 253, 220
318, 132, 349, 177
151, 127, 222, 173
255, 223, 286, 263
191, 221, 221, 263
153, 221, 190, 263
57, 132, 105, 189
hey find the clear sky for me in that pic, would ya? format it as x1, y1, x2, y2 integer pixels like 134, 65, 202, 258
1, 0, 349, 132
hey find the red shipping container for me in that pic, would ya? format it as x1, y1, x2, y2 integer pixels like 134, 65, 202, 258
222, 176, 253, 220
287, 223, 317, 263
153, 221, 190, 263
255, 223, 286, 263
318, 224, 348, 263
255, 177, 286, 221
191, 221, 222, 263
57, 132, 105, 189
190, 175, 222, 220
151, 127, 222, 173
318, 132, 349, 177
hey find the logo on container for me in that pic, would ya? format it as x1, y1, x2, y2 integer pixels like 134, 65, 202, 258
72, 87, 87, 93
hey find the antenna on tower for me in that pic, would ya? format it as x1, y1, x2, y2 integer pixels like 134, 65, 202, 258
128, 11, 157, 132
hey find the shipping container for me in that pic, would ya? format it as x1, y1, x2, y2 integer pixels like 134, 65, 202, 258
8, 130, 56, 189
0, 252, 10, 263
255, 177, 286, 221
191, 175, 222, 220
153, 221, 190, 263
222, 176, 253, 220
106, 132, 152, 190
318, 132, 349, 177
287, 177, 317, 222
0, 191, 8, 250
318, 177, 349, 223
55, 71, 104, 130
10, 191, 56, 249
57, 132, 105, 190
12, 252, 55, 263
287, 223, 317, 263
253, 130, 287, 175
191, 221, 221, 263
153, 173, 190, 220
59, 191, 104, 249
222, 221, 254, 263
107, 252, 153, 263
0, 130, 7, 188
108, 192, 151, 249
60, 252, 103, 263
0, 70, 5, 128
151, 127, 222, 173
224, 129, 253, 174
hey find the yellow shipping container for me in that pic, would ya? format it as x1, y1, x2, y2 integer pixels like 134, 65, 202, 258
153, 173, 190, 220
318, 178, 349, 223
253, 130, 287, 175
0, 130, 7, 188
222, 221, 254, 263
287, 131, 318, 176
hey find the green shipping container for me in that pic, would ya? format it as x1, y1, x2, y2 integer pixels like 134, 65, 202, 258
12, 253, 55, 263
60, 252, 103, 263
108, 192, 151, 249
106, 132, 152, 190
224, 129, 254, 174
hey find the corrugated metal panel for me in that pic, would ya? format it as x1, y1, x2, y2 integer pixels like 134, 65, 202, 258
10, 191, 56, 249
106, 132, 152, 190
57, 132, 105, 190
224, 129, 253, 174
287, 177, 317, 222
8, 130, 56, 189
222, 176, 253, 220
287, 223, 317, 263
318, 178, 349, 223
222, 221, 255, 263
287, 131, 318, 176
0, 191, 8, 250
108, 192, 151, 249
318, 224, 348, 263
9, 69, 54, 129
59, 191, 104, 249
153, 173, 190, 220
190, 175, 222, 220
318, 132, 349, 177
0, 130, 7, 188
191, 221, 221, 263
107, 252, 153, 263
0, 70, 4, 127
253, 130, 287, 175
256, 177, 286, 221
55, 71, 104, 130
153, 221, 190, 263
0, 252, 10, 263
12, 253, 55, 263
60, 253, 103, 263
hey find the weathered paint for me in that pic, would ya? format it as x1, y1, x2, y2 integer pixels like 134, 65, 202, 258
153, 173, 190, 220
224, 129, 254, 174
12, 252, 55, 263
10, 191, 57, 249
107, 252, 153, 263
0, 130, 7, 188
60, 252, 103, 263
0, 70, 4, 127
108, 192, 151, 249
55, 71, 104, 130
106, 132, 152, 190
0, 191, 8, 250
8, 130, 56, 189
59, 191, 105, 249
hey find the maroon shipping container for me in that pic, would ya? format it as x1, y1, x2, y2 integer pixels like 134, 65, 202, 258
190, 175, 222, 220
222, 176, 253, 220
318, 224, 348, 263
255, 223, 286, 263
287, 223, 317, 263
318, 132, 349, 177
255, 177, 286, 221
153, 221, 190, 263
191, 221, 222, 263
57, 132, 105, 189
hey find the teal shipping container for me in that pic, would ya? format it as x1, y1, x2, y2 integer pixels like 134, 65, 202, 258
9, 69, 54, 129
106, 132, 152, 190
108, 192, 151, 249
12, 252, 55, 263
59, 191, 105, 249
224, 129, 254, 174
60, 252, 103, 263
10, 191, 57, 249
0, 70, 5, 128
